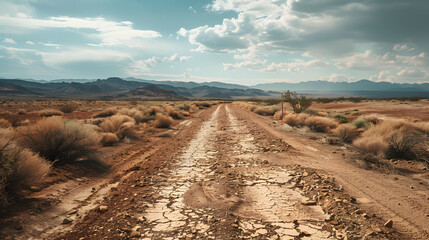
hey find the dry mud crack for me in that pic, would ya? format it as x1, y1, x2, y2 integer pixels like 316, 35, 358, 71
132, 105, 337, 239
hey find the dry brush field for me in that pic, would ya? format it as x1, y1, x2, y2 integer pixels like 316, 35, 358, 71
0, 99, 428, 240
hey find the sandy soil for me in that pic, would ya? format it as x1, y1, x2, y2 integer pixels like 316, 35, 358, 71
311, 100, 429, 121
1, 103, 426, 239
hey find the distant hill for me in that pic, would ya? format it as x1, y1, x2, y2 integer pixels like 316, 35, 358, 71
253, 80, 429, 92
129, 84, 184, 99
0, 77, 270, 99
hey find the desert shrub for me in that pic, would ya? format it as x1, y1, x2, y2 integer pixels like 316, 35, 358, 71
94, 107, 118, 118
118, 108, 147, 124
354, 136, 389, 154
177, 103, 190, 111
19, 117, 102, 164
99, 115, 138, 140
333, 124, 359, 143
253, 106, 276, 116
39, 109, 64, 117
100, 133, 120, 146
144, 106, 162, 116
284, 91, 312, 113
18, 109, 26, 115
165, 106, 184, 119
304, 116, 338, 132
0, 118, 10, 128
193, 101, 211, 109
282, 113, 309, 127
358, 115, 380, 125
352, 119, 370, 129
154, 114, 174, 128
273, 111, 283, 120
304, 108, 319, 116
386, 132, 421, 159
59, 103, 77, 113
353, 119, 428, 159
0, 129, 50, 208
334, 115, 349, 123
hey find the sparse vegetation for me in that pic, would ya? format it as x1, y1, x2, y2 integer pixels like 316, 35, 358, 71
352, 119, 370, 129
100, 132, 120, 146
282, 113, 309, 127
284, 90, 312, 113
253, 106, 276, 116
59, 103, 77, 113
94, 107, 118, 118
165, 106, 184, 119
38, 109, 64, 117
334, 115, 348, 123
1, 129, 50, 208
19, 117, 103, 164
304, 116, 338, 132
154, 114, 174, 128
333, 124, 359, 143
99, 115, 138, 140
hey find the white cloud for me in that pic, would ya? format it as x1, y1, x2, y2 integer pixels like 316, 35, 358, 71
393, 44, 414, 52
0, 15, 161, 48
260, 59, 330, 72
397, 69, 427, 78
189, 6, 197, 14
25, 41, 34, 45
320, 73, 354, 82
3, 38, 16, 44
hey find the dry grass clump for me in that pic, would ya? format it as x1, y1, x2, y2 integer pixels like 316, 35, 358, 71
0, 129, 50, 208
0, 118, 10, 128
94, 107, 118, 118
357, 115, 380, 125
99, 115, 138, 140
19, 117, 102, 164
154, 114, 174, 128
353, 119, 428, 160
144, 106, 162, 116
165, 106, 184, 119
253, 106, 276, 116
193, 101, 211, 109
333, 124, 359, 143
118, 108, 147, 124
352, 119, 371, 129
177, 103, 191, 111
18, 109, 26, 115
282, 113, 309, 127
100, 133, 120, 146
39, 109, 64, 117
354, 136, 389, 154
304, 116, 338, 132
59, 103, 77, 113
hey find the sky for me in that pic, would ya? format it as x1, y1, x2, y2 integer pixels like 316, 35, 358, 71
0, 0, 428, 85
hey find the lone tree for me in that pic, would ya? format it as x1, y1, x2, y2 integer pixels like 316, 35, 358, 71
284, 90, 312, 113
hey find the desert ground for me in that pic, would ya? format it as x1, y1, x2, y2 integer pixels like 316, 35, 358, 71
0, 99, 428, 240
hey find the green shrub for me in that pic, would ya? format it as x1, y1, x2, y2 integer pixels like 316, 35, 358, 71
352, 119, 370, 129
334, 115, 349, 123
284, 91, 312, 113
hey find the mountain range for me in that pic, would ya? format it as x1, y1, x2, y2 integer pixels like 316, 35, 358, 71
0, 77, 269, 99
0, 77, 428, 99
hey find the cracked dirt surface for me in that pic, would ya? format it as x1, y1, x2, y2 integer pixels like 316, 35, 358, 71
1, 104, 419, 239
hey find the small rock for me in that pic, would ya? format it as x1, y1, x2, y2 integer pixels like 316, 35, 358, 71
372, 227, 382, 233
384, 220, 393, 228
99, 206, 108, 212
362, 213, 370, 219
410, 186, 415, 189
62, 217, 73, 224
301, 200, 317, 205
30, 186, 41, 192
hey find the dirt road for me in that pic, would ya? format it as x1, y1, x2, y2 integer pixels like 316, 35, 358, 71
1, 104, 426, 239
